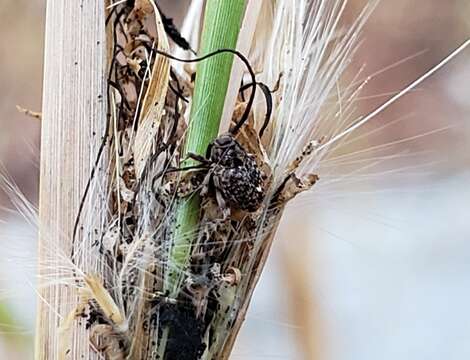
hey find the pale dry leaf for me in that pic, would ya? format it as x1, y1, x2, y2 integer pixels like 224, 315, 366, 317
84, 275, 126, 329
133, 4, 170, 176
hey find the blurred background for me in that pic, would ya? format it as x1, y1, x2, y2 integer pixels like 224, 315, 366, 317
0, 0, 469, 359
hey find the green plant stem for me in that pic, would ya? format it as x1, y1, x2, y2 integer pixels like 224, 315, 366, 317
166, 0, 246, 295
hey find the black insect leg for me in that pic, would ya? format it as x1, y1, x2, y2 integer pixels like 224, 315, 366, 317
199, 171, 212, 198
212, 175, 231, 220
185, 152, 211, 165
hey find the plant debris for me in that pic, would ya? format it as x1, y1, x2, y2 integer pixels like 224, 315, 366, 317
16, 105, 42, 120
68, 1, 320, 359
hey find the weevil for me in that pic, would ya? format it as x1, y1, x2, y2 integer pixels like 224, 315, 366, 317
185, 134, 267, 218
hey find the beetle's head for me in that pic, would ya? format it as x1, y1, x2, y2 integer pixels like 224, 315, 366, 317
208, 134, 244, 164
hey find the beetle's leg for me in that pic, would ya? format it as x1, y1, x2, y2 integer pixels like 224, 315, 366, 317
199, 171, 212, 197
213, 175, 231, 219
151, 164, 208, 195
186, 152, 211, 165
215, 189, 230, 220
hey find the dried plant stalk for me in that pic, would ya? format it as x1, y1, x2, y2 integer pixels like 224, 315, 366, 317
35, 1, 108, 359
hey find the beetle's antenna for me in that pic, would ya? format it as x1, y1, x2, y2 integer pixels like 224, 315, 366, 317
153, 48, 257, 135
240, 82, 274, 138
